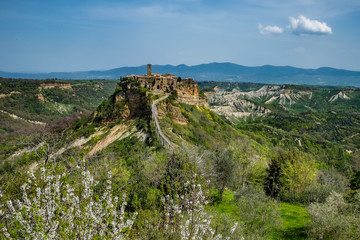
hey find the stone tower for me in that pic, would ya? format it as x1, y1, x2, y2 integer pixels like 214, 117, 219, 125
147, 64, 152, 76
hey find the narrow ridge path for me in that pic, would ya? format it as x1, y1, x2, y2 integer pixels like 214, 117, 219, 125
151, 95, 174, 150
0, 109, 45, 125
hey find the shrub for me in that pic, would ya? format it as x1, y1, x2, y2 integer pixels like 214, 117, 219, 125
281, 168, 349, 204
234, 185, 281, 238
306, 191, 359, 239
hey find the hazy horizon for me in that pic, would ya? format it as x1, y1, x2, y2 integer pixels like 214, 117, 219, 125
2, 62, 360, 74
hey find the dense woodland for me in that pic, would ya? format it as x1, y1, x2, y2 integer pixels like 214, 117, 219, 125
0, 79, 359, 239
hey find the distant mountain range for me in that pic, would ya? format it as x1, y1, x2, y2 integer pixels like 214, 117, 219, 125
1, 62, 360, 87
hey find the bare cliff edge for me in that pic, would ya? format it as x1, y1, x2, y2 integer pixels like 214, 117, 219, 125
92, 65, 208, 123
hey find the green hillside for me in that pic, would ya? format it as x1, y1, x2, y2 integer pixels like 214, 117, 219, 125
0, 78, 117, 159
0, 80, 359, 239
0, 78, 117, 122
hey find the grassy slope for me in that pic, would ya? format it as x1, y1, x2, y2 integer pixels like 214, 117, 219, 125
159, 102, 272, 153
271, 203, 310, 240
210, 191, 239, 216
210, 191, 311, 240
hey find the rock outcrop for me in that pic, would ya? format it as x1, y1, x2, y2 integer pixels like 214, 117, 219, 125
0, 91, 21, 98
36, 93, 45, 102
207, 94, 271, 119
38, 82, 72, 90
329, 90, 351, 102
206, 84, 313, 120
208, 84, 313, 107
92, 84, 149, 123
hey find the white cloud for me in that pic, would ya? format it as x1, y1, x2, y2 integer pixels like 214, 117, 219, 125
258, 24, 283, 35
288, 15, 332, 35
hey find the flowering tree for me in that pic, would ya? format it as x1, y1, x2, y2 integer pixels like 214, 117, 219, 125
0, 166, 137, 239
161, 176, 239, 240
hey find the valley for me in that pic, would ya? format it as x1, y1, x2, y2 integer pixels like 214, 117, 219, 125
0, 72, 360, 239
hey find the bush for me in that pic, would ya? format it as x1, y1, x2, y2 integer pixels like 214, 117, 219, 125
280, 168, 349, 204
306, 191, 360, 239
234, 185, 281, 238
285, 185, 333, 204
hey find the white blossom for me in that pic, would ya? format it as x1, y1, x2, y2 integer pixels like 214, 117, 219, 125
161, 175, 239, 239
0, 167, 136, 239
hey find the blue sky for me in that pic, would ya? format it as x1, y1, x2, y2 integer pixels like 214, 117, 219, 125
1, 0, 360, 72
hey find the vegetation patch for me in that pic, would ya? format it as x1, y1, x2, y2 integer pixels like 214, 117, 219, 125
271, 203, 310, 240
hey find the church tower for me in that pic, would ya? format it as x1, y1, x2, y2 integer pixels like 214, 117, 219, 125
147, 64, 152, 76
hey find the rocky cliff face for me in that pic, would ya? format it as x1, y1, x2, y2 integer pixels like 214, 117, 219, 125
205, 85, 275, 120
114, 79, 151, 119
115, 90, 148, 119
93, 73, 208, 124
329, 90, 352, 102
92, 80, 150, 123
208, 96, 270, 119
0, 91, 21, 98
157, 102, 188, 125
176, 78, 207, 106
207, 84, 313, 111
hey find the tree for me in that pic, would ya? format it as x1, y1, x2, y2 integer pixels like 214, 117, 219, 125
0, 164, 137, 239
264, 152, 318, 200
347, 170, 360, 201
19, 125, 69, 166
232, 142, 265, 189
264, 153, 286, 198
350, 170, 360, 191
163, 152, 194, 197
160, 175, 239, 240
281, 153, 317, 198
211, 148, 237, 201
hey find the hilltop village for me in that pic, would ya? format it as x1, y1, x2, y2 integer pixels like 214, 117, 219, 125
122, 64, 206, 106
